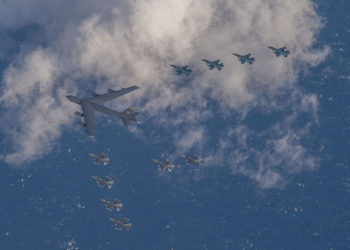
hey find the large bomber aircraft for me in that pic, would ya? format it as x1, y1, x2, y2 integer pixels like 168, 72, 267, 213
268, 46, 290, 57
66, 86, 139, 136
201, 59, 224, 70
170, 65, 192, 76
232, 53, 255, 64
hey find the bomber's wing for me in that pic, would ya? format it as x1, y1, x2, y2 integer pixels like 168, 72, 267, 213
89, 102, 121, 118
82, 102, 95, 136
87, 86, 139, 104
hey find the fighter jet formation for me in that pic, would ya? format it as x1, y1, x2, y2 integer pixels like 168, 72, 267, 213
170, 65, 192, 76
268, 46, 290, 57
89, 153, 110, 166
67, 86, 139, 136
167, 47, 289, 77
153, 154, 203, 173
232, 53, 256, 64
84, 153, 203, 232
88, 152, 132, 232
92, 176, 114, 189
201, 59, 224, 70
66, 44, 290, 233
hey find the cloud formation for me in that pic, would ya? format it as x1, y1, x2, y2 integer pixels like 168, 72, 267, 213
0, 0, 328, 187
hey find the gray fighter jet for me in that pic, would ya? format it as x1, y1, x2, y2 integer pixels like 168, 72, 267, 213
110, 217, 132, 231
89, 153, 110, 166
181, 154, 202, 166
153, 159, 176, 172
101, 198, 123, 211
232, 53, 255, 64
66, 86, 139, 136
170, 65, 192, 76
268, 46, 290, 57
201, 59, 224, 70
92, 176, 114, 189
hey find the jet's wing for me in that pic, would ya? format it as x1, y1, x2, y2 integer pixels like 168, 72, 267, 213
82, 102, 95, 136
87, 86, 139, 105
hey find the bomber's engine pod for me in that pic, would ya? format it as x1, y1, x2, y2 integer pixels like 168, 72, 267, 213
74, 111, 84, 117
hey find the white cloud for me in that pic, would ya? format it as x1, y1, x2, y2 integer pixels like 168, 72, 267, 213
0, 0, 328, 187
0, 48, 74, 165
174, 126, 207, 152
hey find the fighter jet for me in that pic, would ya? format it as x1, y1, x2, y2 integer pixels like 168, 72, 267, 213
66, 86, 139, 136
268, 46, 290, 57
92, 176, 114, 189
110, 217, 132, 231
232, 53, 255, 64
89, 153, 110, 166
153, 159, 176, 172
201, 59, 224, 70
181, 154, 202, 166
101, 198, 123, 211
170, 65, 192, 76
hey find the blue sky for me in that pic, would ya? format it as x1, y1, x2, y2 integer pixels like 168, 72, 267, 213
0, 0, 349, 249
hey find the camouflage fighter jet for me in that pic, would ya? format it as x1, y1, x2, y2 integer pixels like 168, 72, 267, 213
101, 198, 123, 211
153, 159, 176, 172
201, 59, 224, 70
89, 153, 110, 166
92, 176, 114, 189
181, 154, 202, 166
110, 217, 132, 231
170, 65, 192, 76
268, 46, 290, 57
232, 53, 255, 64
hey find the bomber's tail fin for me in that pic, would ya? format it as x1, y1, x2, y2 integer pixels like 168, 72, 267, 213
120, 107, 139, 127
76, 121, 86, 127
